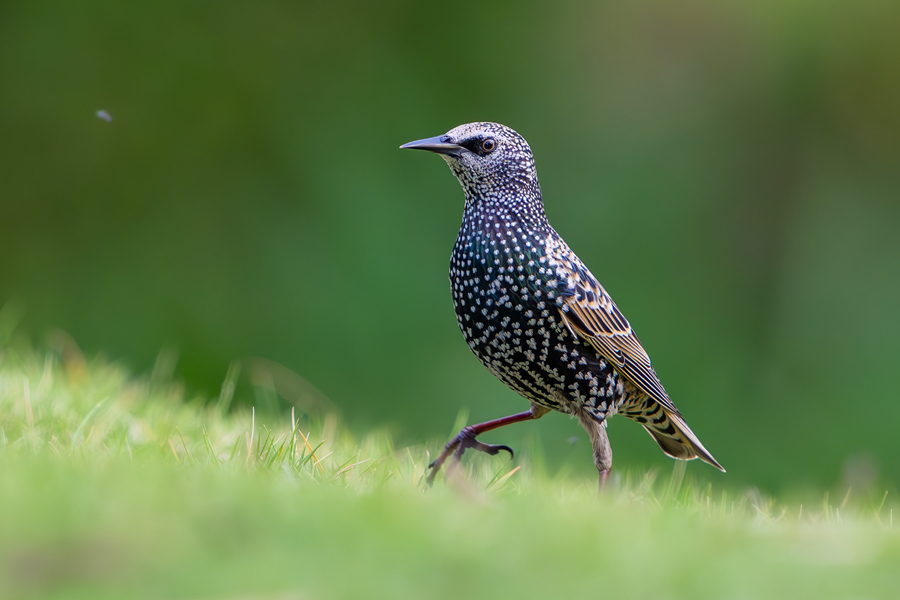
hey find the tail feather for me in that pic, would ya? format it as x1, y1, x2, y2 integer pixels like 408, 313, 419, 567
625, 399, 725, 472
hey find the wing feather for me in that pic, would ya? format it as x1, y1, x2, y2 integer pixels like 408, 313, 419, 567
543, 234, 724, 472
557, 275, 680, 415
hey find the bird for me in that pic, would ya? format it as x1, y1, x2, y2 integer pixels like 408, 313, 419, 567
401, 122, 724, 486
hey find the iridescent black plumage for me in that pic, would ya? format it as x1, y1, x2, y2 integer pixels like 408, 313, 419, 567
402, 122, 723, 484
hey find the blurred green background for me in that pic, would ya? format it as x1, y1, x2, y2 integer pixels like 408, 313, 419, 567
2, 0, 898, 492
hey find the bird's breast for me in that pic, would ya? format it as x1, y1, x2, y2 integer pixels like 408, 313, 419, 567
449, 218, 571, 360
447, 219, 629, 418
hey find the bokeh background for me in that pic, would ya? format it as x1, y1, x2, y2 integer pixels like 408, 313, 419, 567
2, 0, 898, 493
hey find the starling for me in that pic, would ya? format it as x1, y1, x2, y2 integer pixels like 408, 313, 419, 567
401, 122, 724, 485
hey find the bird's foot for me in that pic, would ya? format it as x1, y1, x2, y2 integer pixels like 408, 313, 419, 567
425, 425, 513, 486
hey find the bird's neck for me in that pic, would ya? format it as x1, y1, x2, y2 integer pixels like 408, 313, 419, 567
459, 184, 552, 250
462, 180, 547, 226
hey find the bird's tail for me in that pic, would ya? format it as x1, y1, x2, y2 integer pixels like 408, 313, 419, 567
624, 400, 725, 472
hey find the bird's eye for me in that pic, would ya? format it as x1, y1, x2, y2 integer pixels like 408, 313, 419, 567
481, 138, 496, 153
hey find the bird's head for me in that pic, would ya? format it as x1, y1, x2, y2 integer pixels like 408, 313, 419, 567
401, 122, 539, 201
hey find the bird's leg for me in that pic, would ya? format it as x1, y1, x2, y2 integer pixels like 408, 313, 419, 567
598, 468, 610, 489
594, 425, 612, 491
577, 410, 613, 491
426, 405, 548, 486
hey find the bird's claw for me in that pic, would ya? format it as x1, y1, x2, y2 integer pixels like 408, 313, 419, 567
425, 428, 515, 486
464, 440, 514, 459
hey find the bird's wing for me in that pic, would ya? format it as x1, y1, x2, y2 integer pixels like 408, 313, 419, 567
544, 237, 677, 414
543, 236, 723, 471
559, 292, 677, 413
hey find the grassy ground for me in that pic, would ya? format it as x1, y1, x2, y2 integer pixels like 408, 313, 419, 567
1, 346, 897, 600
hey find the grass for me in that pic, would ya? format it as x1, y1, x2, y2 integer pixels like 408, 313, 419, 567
1, 345, 898, 600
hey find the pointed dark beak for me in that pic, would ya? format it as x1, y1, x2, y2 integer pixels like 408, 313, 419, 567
399, 134, 464, 157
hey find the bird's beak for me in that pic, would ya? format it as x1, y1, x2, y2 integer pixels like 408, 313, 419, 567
400, 135, 464, 157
